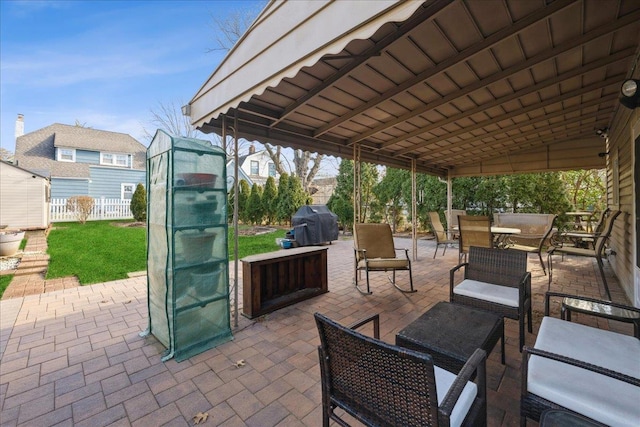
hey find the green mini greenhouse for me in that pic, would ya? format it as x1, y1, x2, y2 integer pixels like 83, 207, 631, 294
142, 129, 232, 361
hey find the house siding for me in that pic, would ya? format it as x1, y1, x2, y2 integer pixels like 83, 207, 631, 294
53, 147, 100, 164
608, 105, 638, 305
240, 151, 277, 186
88, 166, 145, 199
51, 178, 89, 199
75, 149, 100, 164
0, 162, 49, 229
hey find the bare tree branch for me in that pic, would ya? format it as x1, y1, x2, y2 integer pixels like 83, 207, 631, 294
264, 143, 285, 174
143, 100, 196, 140
207, 3, 265, 52
0, 148, 14, 162
143, 100, 230, 153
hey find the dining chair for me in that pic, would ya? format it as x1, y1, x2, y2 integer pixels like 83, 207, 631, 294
508, 214, 558, 275
458, 215, 492, 262
547, 210, 621, 300
447, 209, 467, 238
554, 208, 610, 249
428, 211, 458, 258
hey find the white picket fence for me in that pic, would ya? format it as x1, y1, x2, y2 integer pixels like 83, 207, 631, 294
50, 197, 133, 222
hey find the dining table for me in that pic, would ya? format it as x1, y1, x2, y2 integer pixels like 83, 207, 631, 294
452, 226, 521, 248
490, 226, 521, 248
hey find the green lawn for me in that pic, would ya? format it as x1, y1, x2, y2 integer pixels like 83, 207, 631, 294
0, 275, 13, 298
0, 240, 27, 298
46, 221, 286, 285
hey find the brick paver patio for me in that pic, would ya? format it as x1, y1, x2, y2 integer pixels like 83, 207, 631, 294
0, 235, 633, 426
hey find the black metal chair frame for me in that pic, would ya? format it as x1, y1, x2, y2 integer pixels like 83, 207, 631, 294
315, 312, 487, 427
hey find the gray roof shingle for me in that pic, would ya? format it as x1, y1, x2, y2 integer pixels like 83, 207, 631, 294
15, 123, 146, 178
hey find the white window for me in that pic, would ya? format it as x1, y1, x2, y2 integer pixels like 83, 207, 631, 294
115, 154, 128, 166
121, 183, 135, 200
101, 153, 129, 167
102, 153, 114, 164
268, 162, 276, 177
250, 160, 259, 175
57, 148, 76, 162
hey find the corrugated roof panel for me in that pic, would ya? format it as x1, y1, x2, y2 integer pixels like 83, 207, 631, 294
190, 0, 638, 176
434, 2, 482, 51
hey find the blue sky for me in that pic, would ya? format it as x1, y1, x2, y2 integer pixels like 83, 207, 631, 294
0, 0, 264, 154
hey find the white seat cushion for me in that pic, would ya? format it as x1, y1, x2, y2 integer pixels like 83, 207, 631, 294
434, 365, 477, 427
529, 317, 640, 426
453, 279, 519, 307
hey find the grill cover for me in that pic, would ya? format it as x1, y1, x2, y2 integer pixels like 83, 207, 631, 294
291, 205, 339, 246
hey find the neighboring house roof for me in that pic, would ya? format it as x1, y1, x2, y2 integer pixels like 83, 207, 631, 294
226, 159, 253, 187
237, 154, 249, 167
0, 160, 49, 180
15, 123, 146, 178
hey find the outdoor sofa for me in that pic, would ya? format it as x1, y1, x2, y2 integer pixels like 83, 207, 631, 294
520, 292, 640, 426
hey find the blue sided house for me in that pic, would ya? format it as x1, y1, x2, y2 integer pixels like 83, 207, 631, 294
14, 119, 146, 200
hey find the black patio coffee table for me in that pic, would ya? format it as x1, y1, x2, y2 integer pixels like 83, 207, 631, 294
396, 301, 504, 374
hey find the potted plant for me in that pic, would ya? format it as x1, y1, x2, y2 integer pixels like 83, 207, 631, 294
0, 227, 26, 257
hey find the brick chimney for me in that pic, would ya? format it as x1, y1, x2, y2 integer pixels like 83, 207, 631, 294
15, 114, 24, 139
249, 145, 255, 154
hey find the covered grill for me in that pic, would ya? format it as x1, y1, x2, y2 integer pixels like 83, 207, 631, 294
291, 205, 339, 246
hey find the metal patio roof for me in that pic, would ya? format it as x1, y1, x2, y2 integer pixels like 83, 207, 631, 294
189, 0, 640, 178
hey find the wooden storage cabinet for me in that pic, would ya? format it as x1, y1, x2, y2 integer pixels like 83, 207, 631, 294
241, 247, 328, 318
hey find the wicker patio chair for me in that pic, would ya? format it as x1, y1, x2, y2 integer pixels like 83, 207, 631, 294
450, 246, 532, 350
458, 215, 493, 262
520, 292, 640, 426
314, 312, 487, 427
508, 214, 558, 275
547, 210, 621, 300
353, 223, 415, 294
428, 211, 458, 258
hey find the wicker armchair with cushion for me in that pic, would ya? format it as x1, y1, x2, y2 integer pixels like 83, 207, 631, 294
520, 292, 640, 426
450, 246, 532, 350
353, 223, 415, 294
314, 312, 487, 427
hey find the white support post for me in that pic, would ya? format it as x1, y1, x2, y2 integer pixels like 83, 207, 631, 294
411, 159, 417, 260
353, 143, 361, 226
447, 171, 453, 239
232, 115, 239, 329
